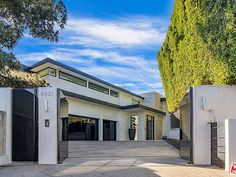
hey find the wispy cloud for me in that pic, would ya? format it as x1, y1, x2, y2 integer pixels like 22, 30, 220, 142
60, 16, 167, 48
16, 15, 168, 95
18, 47, 164, 94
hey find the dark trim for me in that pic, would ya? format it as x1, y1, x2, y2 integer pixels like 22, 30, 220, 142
59, 71, 87, 87
120, 104, 166, 116
160, 98, 166, 102
189, 86, 194, 162
61, 90, 166, 115
69, 114, 99, 120
26, 58, 144, 100
57, 89, 60, 163
62, 90, 120, 109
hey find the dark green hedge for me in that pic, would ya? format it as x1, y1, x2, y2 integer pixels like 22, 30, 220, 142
158, 0, 236, 112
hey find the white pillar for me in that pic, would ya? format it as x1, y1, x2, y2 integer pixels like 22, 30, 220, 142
0, 88, 12, 166
137, 112, 145, 141
225, 119, 236, 172
99, 118, 103, 141
38, 87, 58, 164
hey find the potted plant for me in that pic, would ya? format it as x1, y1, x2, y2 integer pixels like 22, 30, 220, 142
128, 116, 137, 140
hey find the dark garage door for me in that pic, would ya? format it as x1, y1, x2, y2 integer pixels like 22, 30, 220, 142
68, 115, 98, 141
103, 120, 116, 141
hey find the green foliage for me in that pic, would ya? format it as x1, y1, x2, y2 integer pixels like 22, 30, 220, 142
130, 116, 137, 129
0, 0, 67, 87
158, 0, 236, 112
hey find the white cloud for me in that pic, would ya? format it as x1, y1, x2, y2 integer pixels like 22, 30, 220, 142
17, 47, 164, 95
59, 16, 168, 48
17, 15, 169, 95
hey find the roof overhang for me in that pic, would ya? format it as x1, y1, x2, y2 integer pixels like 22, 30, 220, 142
120, 104, 166, 116
61, 90, 166, 116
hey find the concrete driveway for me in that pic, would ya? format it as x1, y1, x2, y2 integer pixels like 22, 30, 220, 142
0, 141, 233, 177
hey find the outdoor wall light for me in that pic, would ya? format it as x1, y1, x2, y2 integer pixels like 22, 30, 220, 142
44, 98, 49, 112
201, 97, 207, 110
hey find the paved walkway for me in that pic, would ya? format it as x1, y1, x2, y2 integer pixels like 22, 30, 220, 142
0, 141, 233, 177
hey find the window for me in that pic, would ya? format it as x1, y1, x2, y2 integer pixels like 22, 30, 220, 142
110, 90, 118, 98
39, 68, 56, 77
89, 82, 109, 94
59, 71, 87, 87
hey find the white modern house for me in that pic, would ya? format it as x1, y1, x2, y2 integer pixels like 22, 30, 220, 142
27, 58, 168, 141
0, 58, 177, 165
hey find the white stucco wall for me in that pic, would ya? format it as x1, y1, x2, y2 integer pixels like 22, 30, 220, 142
66, 97, 130, 141
225, 119, 236, 172
141, 92, 163, 110
38, 87, 58, 164
162, 101, 171, 138
192, 85, 236, 165
45, 75, 141, 107
0, 88, 12, 166
168, 128, 180, 140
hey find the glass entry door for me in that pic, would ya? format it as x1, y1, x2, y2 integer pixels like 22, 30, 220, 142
103, 120, 116, 141
146, 115, 154, 140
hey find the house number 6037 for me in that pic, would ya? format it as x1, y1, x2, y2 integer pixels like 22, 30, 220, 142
41, 91, 54, 97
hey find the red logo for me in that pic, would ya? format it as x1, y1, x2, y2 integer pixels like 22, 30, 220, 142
231, 163, 236, 173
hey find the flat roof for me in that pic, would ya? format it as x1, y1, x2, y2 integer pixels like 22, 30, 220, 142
26, 58, 144, 99
61, 90, 166, 116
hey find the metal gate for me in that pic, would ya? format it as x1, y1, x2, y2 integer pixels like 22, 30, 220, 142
12, 89, 38, 161
211, 122, 225, 167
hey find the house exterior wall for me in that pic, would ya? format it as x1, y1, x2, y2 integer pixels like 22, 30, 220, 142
192, 85, 236, 165
66, 96, 130, 141
45, 73, 141, 107
141, 92, 162, 110
0, 88, 12, 166
30, 60, 166, 143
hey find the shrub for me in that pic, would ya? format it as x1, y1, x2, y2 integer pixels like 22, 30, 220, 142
158, 0, 236, 112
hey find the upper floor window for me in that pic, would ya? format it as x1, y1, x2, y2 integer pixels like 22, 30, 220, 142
39, 68, 56, 77
59, 71, 87, 87
88, 82, 109, 95
110, 90, 118, 98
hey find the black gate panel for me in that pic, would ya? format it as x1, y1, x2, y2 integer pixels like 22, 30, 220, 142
211, 122, 225, 167
12, 89, 38, 161
103, 120, 116, 141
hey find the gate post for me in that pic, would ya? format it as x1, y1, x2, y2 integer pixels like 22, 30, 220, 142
38, 87, 58, 164
0, 88, 12, 166
225, 119, 236, 172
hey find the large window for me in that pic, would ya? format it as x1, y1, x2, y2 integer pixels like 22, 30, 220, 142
110, 90, 118, 98
59, 71, 87, 87
39, 68, 56, 77
89, 82, 109, 94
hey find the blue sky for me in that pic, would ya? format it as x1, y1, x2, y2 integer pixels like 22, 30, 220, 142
14, 0, 174, 95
